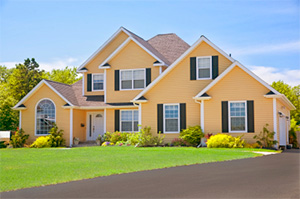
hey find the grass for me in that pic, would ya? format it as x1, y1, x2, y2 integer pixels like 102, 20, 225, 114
0, 146, 277, 192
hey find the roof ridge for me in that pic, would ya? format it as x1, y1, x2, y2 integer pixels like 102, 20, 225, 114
44, 79, 72, 86
147, 33, 176, 40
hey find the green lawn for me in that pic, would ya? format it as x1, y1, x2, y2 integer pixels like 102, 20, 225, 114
0, 146, 276, 192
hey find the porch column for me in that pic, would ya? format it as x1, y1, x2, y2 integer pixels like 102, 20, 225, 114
200, 100, 204, 132
273, 98, 278, 148
139, 104, 142, 130
70, 108, 73, 147
19, 110, 22, 129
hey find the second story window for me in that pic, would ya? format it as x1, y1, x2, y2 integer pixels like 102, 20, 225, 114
197, 56, 212, 79
92, 74, 104, 91
120, 69, 145, 90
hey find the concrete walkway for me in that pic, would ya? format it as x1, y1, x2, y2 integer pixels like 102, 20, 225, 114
2, 150, 299, 199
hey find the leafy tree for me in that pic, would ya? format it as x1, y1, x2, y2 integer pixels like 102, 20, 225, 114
45, 66, 81, 84
272, 81, 300, 124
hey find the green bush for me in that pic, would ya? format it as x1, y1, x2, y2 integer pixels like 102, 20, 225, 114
138, 126, 165, 147
30, 136, 52, 148
207, 134, 245, 148
180, 125, 204, 146
126, 133, 139, 145
48, 125, 65, 147
289, 119, 299, 148
253, 124, 278, 148
104, 131, 128, 144
9, 128, 29, 148
0, 141, 8, 148
171, 138, 187, 146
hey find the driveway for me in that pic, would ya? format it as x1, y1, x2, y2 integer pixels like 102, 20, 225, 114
2, 150, 299, 199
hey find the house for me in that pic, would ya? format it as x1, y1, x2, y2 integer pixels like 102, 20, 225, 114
13, 27, 295, 148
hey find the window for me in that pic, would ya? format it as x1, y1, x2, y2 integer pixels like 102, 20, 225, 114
197, 56, 211, 79
164, 104, 179, 133
92, 74, 104, 91
36, 99, 55, 135
120, 69, 145, 90
229, 101, 247, 132
120, 110, 139, 132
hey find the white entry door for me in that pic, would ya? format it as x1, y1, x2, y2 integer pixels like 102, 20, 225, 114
279, 116, 287, 146
87, 112, 104, 141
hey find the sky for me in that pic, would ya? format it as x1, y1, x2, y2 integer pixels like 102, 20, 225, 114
0, 0, 299, 86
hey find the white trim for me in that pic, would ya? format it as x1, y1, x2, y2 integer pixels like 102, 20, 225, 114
34, 98, 56, 136
69, 108, 73, 147
139, 104, 142, 130
77, 27, 125, 72
82, 75, 85, 96
104, 109, 107, 133
133, 36, 235, 101
86, 111, 105, 141
228, 101, 247, 133
159, 66, 162, 74
104, 70, 107, 103
99, 37, 131, 67
92, 73, 104, 92
62, 105, 135, 110
120, 109, 139, 132
264, 94, 295, 110
120, 68, 146, 90
194, 61, 281, 99
19, 110, 22, 129
196, 56, 212, 80
273, 98, 278, 143
163, 103, 180, 134
200, 100, 204, 132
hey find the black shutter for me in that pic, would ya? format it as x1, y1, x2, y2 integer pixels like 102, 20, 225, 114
212, 56, 219, 79
115, 110, 120, 131
222, 101, 228, 133
190, 57, 196, 80
247, 100, 254, 133
157, 104, 164, 134
115, 70, 120, 91
180, 103, 186, 131
146, 68, 151, 86
87, 74, 92, 92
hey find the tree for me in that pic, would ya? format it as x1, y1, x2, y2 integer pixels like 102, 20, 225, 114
45, 66, 81, 84
272, 81, 300, 124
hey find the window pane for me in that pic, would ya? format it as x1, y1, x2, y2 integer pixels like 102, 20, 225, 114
36, 99, 55, 134
198, 69, 210, 78
134, 80, 144, 89
230, 102, 246, 117
133, 70, 144, 80
121, 80, 132, 89
231, 117, 245, 131
121, 71, 132, 80
165, 119, 178, 132
94, 82, 103, 90
198, 58, 210, 68
165, 105, 178, 119
121, 121, 132, 131
133, 110, 139, 121
134, 121, 139, 131
121, 111, 132, 121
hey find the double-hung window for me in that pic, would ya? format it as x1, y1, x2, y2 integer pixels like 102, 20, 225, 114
229, 101, 247, 132
164, 104, 179, 133
120, 110, 139, 132
120, 69, 145, 90
197, 56, 212, 79
92, 74, 104, 91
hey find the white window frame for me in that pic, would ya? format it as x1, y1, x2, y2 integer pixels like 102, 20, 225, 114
120, 110, 139, 132
92, 73, 104, 91
196, 56, 212, 80
35, 98, 56, 136
228, 101, 247, 133
120, 68, 146, 90
163, 103, 180, 134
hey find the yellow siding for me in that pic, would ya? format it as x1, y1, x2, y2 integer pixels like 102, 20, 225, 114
106, 40, 159, 103
83, 31, 129, 96
21, 84, 71, 145
142, 41, 233, 141
73, 109, 87, 142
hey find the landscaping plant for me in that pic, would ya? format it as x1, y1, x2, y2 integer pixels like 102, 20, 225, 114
206, 134, 245, 148
171, 138, 187, 146
180, 125, 204, 146
48, 124, 65, 147
126, 133, 139, 145
30, 136, 52, 148
138, 126, 165, 147
289, 119, 299, 148
253, 124, 278, 148
9, 128, 29, 148
0, 141, 8, 148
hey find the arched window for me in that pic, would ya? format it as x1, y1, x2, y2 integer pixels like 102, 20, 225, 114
36, 99, 56, 135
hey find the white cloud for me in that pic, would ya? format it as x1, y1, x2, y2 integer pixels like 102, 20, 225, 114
0, 57, 80, 71
231, 41, 300, 55
249, 65, 300, 86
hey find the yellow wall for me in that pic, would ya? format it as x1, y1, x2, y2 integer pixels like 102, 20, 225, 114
142, 41, 233, 141
73, 109, 87, 142
21, 84, 71, 145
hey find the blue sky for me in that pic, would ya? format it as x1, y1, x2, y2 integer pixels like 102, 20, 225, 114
0, 0, 299, 85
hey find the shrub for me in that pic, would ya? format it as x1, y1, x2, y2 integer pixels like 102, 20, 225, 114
126, 133, 139, 145
104, 131, 128, 144
101, 141, 110, 146
207, 134, 245, 148
253, 124, 278, 148
48, 125, 65, 147
9, 128, 29, 148
171, 138, 187, 146
289, 119, 299, 148
0, 141, 8, 148
138, 126, 165, 147
180, 125, 204, 146
30, 136, 52, 148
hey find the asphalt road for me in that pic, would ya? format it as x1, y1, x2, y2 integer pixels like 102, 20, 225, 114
2, 150, 299, 199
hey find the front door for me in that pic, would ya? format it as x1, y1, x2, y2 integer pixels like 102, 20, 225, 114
279, 116, 287, 146
87, 112, 104, 141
